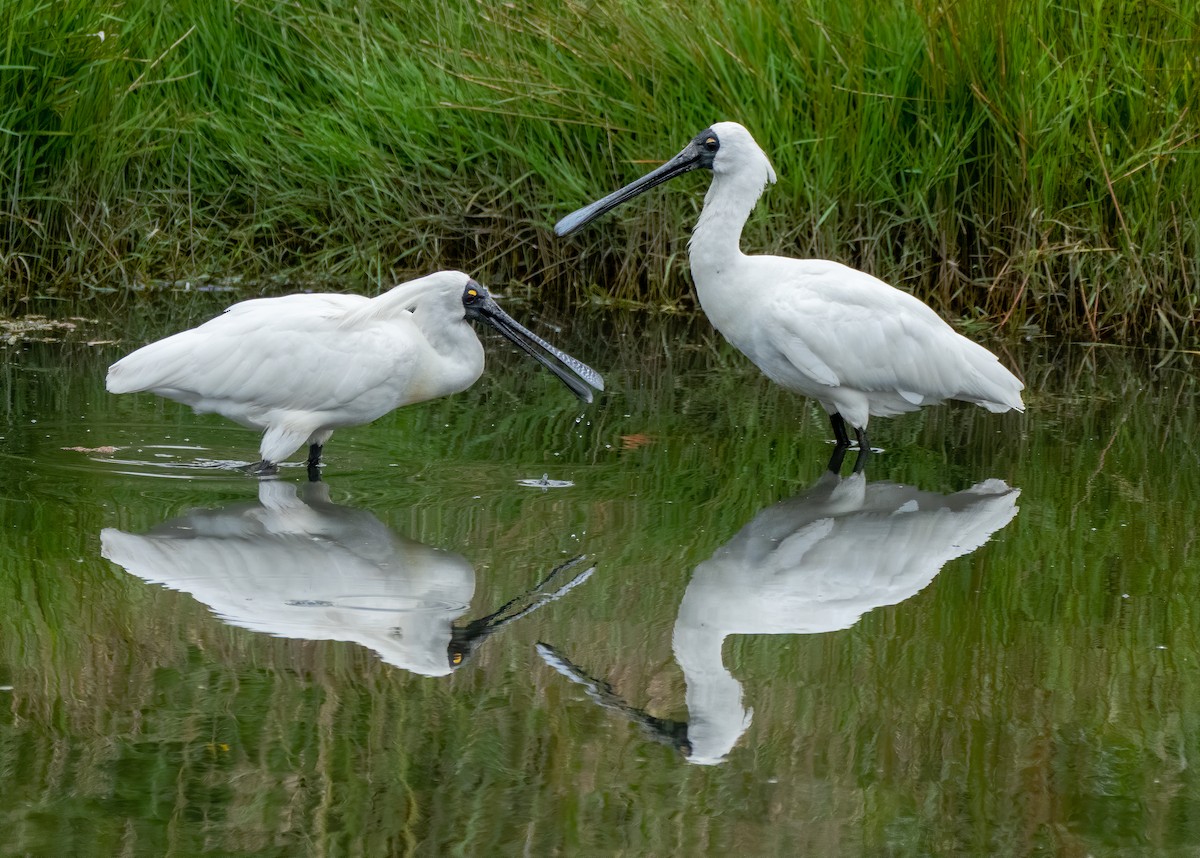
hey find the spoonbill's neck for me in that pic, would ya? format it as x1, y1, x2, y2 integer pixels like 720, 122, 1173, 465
672, 571, 739, 691
688, 169, 767, 271
672, 620, 750, 765
672, 622, 727, 675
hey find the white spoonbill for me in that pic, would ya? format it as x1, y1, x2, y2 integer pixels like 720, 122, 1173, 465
556, 122, 1024, 460
539, 470, 1019, 765
102, 480, 595, 676
107, 271, 604, 476
668, 471, 1018, 764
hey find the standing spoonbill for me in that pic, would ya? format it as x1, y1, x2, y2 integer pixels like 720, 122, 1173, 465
556, 122, 1024, 461
538, 470, 1019, 765
102, 479, 595, 677
107, 271, 604, 476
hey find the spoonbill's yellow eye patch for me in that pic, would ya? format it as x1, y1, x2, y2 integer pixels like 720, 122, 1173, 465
451, 651, 464, 665
467, 289, 477, 297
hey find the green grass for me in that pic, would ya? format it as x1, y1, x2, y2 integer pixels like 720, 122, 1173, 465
2, 0, 1198, 343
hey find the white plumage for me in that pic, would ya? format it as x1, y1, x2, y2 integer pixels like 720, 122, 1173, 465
102, 480, 595, 676
537, 471, 1019, 765
557, 121, 1024, 457
107, 270, 603, 475
671, 471, 1020, 764
101, 480, 477, 676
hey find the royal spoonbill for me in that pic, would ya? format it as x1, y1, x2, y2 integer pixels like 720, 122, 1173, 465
539, 470, 1019, 764
101, 480, 595, 676
106, 271, 604, 476
556, 122, 1024, 458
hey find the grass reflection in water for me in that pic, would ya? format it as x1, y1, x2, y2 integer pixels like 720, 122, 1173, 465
1, 311, 1198, 855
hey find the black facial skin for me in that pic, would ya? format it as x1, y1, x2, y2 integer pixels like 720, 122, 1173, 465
696, 128, 720, 163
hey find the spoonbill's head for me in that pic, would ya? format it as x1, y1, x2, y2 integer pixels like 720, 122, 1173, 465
554, 121, 776, 236
460, 276, 605, 403
707, 121, 777, 184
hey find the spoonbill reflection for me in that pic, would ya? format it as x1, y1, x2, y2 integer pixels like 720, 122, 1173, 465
556, 123, 1024, 461
101, 480, 594, 676
539, 470, 1019, 764
107, 271, 604, 477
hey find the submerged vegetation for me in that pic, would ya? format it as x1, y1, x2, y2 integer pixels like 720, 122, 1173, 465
2, 0, 1198, 343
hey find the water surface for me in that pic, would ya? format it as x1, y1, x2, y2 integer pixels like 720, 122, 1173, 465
2, 302, 1199, 856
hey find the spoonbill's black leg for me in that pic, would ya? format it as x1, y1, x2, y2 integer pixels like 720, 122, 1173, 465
852, 426, 872, 473
830, 413, 851, 448
306, 444, 323, 482
826, 445, 848, 474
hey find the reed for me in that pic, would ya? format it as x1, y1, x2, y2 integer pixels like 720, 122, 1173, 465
2, 0, 1197, 343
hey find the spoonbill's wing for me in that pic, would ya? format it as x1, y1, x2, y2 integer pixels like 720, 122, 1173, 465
760, 258, 1021, 409
108, 294, 424, 415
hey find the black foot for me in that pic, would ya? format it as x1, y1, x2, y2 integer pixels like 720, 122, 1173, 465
306, 444, 323, 482
826, 445, 848, 474
242, 460, 278, 477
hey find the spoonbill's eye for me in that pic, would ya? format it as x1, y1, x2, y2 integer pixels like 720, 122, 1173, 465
703, 136, 719, 152
463, 287, 480, 304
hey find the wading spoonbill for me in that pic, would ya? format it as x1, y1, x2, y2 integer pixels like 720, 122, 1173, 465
107, 271, 604, 477
102, 480, 595, 676
556, 122, 1023, 463
539, 470, 1019, 764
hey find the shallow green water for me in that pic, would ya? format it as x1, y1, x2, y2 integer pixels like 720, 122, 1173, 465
2, 302, 1199, 856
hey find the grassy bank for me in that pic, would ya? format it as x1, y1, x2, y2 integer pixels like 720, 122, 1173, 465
2, 0, 1198, 343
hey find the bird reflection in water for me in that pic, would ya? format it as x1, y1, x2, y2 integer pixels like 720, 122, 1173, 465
539, 469, 1019, 764
101, 480, 593, 677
